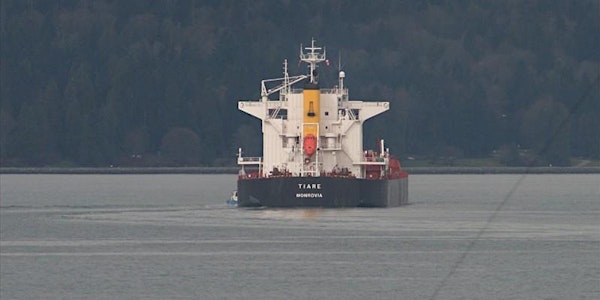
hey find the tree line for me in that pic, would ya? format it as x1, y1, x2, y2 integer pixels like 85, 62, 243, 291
1, 0, 598, 167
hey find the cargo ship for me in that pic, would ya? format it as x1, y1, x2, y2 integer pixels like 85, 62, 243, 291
236, 40, 408, 207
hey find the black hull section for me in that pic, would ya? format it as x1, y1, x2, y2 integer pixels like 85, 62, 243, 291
237, 177, 408, 208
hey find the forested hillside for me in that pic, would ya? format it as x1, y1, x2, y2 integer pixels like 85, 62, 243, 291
1, 0, 598, 167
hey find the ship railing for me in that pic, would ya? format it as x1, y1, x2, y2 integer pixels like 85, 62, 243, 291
345, 101, 389, 109
320, 88, 348, 95
300, 170, 319, 177
352, 157, 387, 165
286, 88, 348, 96
300, 52, 325, 61
322, 167, 355, 178
267, 101, 288, 108
239, 101, 263, 106
320, 143, 342, 150
238, 157, 262, 165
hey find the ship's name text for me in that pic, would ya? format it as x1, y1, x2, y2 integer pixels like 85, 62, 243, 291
298, 183, 321, 190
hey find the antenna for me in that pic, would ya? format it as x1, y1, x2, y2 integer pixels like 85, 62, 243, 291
283, 59, 289, 95
338, 51, 345, 91
299, 38, 326, 84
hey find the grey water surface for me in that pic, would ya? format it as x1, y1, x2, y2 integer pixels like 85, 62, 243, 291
1, 174, 598, 300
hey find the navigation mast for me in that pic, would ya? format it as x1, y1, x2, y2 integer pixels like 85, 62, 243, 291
300, 39, 326, 84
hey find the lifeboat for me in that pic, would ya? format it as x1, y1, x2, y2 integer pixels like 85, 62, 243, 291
303, 134, 317, 156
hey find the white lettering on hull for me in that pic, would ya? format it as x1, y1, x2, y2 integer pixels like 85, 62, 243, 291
297, 183, 321, 189
295, 193, 324, 198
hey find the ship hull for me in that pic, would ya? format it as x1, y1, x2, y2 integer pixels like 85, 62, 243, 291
237, 177, 408, 208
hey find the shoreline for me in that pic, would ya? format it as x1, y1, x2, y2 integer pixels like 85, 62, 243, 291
1, 166, 598, 175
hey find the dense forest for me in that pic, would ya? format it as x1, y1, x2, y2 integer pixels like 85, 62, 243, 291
1, 0, 598, 167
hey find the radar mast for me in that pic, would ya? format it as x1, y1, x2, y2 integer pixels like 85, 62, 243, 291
300, 39, 326, 84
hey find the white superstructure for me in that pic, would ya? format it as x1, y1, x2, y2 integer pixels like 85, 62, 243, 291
238, 39, 389, 179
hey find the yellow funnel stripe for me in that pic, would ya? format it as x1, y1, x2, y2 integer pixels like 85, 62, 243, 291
303, 88, 320, 137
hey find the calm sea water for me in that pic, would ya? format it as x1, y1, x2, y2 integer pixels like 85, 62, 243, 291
1, 174, 598, 300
